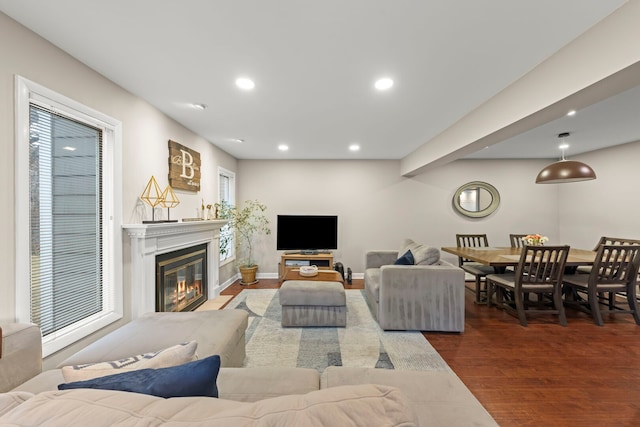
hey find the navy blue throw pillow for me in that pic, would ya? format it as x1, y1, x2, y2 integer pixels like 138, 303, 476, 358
58, 354, 220, 398
394, 250, 415, 265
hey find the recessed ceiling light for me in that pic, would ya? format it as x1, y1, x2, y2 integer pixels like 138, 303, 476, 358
374, 77, 394, 91
192, 103, 207, 110
63, 146, 76, 151
567, 110, 576, 116
349, 144, 360, 152
236, 77, 255, 90
230, 138, 244, 143
278, 144, 289, 151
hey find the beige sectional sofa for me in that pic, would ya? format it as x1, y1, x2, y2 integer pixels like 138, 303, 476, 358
0, 307, 497, 426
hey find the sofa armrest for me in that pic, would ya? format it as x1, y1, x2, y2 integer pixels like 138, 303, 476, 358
377, 263, 465, 332
0, 324, 43, 392
366, 251, 399, 269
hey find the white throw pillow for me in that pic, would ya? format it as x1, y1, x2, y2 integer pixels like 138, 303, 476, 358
398, 239, 440, 265
398, 238, 419, 259
61, 341, 198, 382
412, 245, 441, 265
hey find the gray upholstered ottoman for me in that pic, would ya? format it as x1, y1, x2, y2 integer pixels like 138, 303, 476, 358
279, 281, 347, 327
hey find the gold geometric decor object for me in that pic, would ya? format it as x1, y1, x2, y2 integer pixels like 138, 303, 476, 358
140, 175, 166, 223
160, 185, 180, 223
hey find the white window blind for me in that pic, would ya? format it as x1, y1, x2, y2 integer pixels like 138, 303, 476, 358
15, 76, 123, 357
29, 104, 104, 336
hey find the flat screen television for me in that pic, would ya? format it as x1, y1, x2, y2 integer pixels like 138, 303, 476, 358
276, 215, 338, 253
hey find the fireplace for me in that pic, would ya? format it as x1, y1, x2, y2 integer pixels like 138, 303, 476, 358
123, 220, 228, 319
156, 244, 207, 312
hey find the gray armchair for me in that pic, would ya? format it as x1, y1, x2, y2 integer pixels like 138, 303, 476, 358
364, 250, 465, 332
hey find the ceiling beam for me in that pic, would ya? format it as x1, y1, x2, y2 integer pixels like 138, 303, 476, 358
401, 0, 640, 177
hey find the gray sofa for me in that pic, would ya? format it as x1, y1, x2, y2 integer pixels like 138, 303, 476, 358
365, 245, 466, 332
0, 308, 497, 426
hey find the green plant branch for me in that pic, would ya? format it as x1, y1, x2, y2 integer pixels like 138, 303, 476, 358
215, 199, 271, 267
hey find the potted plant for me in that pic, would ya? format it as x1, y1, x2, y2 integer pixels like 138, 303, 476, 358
216, 199, 271, 285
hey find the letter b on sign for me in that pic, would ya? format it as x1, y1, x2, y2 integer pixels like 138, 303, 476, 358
180, 149, 194, 179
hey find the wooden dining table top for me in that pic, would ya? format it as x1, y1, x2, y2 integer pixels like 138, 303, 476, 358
441, 246, 597, 267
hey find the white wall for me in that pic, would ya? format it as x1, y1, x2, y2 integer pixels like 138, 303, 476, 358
239, 142, 640, 275
238, 158, 564, 273
0, 13, 237, 367
559, 139, 640, 248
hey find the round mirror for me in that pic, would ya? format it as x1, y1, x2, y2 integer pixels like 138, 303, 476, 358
452, 181, 500, 218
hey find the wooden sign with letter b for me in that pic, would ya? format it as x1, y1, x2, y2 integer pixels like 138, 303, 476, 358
168, 140, 201, 192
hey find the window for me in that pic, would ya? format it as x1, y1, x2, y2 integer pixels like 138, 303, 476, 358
218, 167, 235, 264
15, 77, 122, 357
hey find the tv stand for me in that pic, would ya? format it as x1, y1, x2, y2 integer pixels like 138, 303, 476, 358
280, 252, 334, 281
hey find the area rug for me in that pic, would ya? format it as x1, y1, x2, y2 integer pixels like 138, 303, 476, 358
224, 289, 452, 373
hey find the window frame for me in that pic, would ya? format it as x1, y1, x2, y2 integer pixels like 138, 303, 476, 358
15, 76, 123, 357
218, 167, 236, 266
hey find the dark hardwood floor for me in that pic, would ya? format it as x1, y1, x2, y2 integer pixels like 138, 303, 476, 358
222, 278, 640, 426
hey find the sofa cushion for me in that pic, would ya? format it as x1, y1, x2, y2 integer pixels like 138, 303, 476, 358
58, 310, 248, 368
396, 239, 440, 265
412, 245, 440, 265
279, 281, 345, 307
61, 341, 198, 382
398, 238, 420, 259
0, 391, 33, 417
394, 250, 415, 265
217, 367, 320, 402
321, 367, 497, 426
58, 354, 220, 398
205, 383, 417, 426
0, 384, 417, 426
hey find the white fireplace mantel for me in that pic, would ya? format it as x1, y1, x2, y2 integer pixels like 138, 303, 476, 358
123, 220, 228, 318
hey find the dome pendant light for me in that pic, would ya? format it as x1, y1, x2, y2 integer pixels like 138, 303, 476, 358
535, 132, 596, 184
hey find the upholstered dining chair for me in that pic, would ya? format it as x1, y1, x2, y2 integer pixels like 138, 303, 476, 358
486, 245, 570, 326
563, 244, 640, 326
455, 234, 494, 304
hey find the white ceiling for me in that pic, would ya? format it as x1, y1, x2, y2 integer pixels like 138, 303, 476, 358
1, 0, 635, 161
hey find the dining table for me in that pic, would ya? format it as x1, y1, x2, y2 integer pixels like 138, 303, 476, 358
441, 246, 597, 272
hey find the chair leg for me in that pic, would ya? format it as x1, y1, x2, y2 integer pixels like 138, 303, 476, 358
554, 288, 567, 326
626, 290, 640, 325
487, 279, 494, 307
589, 288, 604, 326
474, 276, 485, 304
495, 284, 504, 307
514, 291, 528, 326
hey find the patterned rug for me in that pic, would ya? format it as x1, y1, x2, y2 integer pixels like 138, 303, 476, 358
224, 289, 452, 373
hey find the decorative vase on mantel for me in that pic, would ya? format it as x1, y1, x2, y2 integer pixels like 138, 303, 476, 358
239, 265, 259, 285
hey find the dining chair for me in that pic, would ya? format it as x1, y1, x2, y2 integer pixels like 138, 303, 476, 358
509, 234, 529, 248
577, 236, 640, 274
591, 236, 640, 251
563, 244, 640, 326
486, 245, 570, 326
455, 234, 494, 304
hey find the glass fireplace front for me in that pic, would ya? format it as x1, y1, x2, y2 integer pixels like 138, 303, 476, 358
156, 244, 207, 312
